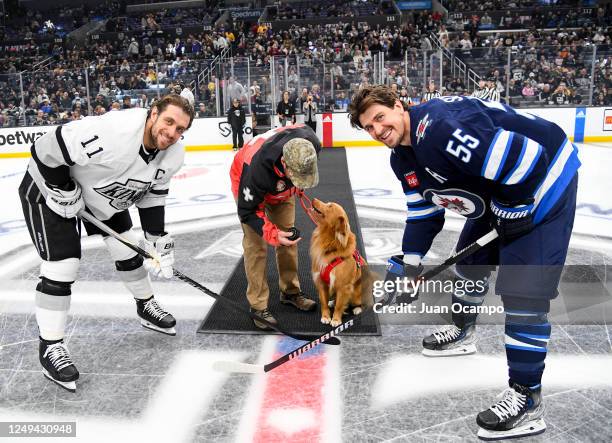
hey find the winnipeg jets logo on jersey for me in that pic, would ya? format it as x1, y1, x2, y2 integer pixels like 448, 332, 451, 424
423, 188, 486, 219
95, 179, 152, 210
243, 187, 253, 201
415, 114, 431, 145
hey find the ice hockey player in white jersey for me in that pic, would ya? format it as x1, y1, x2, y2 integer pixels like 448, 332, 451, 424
18, 94, 195, 392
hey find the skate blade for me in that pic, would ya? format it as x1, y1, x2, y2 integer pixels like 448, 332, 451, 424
42, 369, 76, 393
477, 418, 546, 440
422, 343, 477, 357
140, 320, 176, 336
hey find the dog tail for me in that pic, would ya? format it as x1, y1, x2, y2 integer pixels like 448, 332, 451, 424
360, 265, 380, 309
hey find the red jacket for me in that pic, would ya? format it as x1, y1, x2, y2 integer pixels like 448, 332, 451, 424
230, 124, 321, 246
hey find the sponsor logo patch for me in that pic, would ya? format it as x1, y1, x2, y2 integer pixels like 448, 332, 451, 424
404, 171, 419, 188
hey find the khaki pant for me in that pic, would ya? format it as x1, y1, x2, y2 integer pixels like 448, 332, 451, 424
241, 196, 300, 310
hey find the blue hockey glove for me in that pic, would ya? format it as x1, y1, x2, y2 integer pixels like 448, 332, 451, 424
381, 255, 423, 305
490, 197, 535, 242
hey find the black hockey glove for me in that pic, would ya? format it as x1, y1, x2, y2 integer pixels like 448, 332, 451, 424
490, 197, 535, 243
379, 255, 423, 305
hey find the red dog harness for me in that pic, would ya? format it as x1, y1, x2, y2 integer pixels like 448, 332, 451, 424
320, 250, 366, 285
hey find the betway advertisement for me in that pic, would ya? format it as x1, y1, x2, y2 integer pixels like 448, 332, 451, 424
0, 125, 54, 156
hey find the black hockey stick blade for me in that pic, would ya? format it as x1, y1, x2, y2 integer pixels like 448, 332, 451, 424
214, 229, 499, 374
77, 211, 340, 345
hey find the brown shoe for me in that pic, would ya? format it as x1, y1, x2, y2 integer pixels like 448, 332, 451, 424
280, 291, 317, 312
250, 308, 278, 330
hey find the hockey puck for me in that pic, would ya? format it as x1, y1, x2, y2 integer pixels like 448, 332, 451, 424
287, 227, 300, 241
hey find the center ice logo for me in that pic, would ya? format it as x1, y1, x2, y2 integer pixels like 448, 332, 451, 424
95, 178, 152, 210
424, 188, 486, 219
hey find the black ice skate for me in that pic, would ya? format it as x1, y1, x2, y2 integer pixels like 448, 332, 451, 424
39, 338, 79, 393
422, 324, 476, 357
477, 383, 546, 440
136, 296, 176, 336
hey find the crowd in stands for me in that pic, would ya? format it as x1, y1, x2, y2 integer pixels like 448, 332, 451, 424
269, 0, 392, 20
0, 0, 610, 127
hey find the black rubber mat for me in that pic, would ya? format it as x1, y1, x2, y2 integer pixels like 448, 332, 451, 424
198, 147, 381, 336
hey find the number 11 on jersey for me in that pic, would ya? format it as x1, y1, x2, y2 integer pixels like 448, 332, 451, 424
81, 135, 103, 158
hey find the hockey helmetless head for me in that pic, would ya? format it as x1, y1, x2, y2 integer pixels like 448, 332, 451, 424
145, 95, 195, 150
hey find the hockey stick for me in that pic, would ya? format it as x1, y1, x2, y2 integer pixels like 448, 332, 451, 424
212, 229, 499, 374
78, 211, 340, 345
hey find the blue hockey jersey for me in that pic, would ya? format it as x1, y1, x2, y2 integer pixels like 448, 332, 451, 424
391, 96, 581, 260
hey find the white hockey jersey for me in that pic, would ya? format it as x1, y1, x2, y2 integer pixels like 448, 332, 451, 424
28, 108, 185, 221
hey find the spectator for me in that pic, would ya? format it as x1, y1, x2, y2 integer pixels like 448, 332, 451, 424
127, 38, 139, 59
296, 88, 309, 114
302, 94, 317, 132
277, 90, 296, 127
227, 98, 246, 151
226, 76, 246, 102
334, 91, 350, 111
196, 102, 210, 118
550, 82, 571, 105
522, 82, 535, 97
538, 84, 552, 103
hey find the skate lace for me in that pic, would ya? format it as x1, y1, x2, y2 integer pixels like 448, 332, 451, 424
144, 299, 168, 321
44, 343, 73, 372
432, 325, 461, 343
490, 388, 526, 420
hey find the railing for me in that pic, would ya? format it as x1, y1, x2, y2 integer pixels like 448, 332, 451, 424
429, 32, 481, 94
1, 45, 608, 128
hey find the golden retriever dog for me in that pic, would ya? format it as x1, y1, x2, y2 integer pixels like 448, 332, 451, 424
310, 198, 375, 327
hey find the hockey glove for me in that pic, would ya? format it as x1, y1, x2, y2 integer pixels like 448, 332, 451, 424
44, 180, 84, 219
490, 197, 535, 242
381, 255, 424, 305
143, 232, 175, 279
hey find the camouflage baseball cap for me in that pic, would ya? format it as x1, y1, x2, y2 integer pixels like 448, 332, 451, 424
282, 138, 319, 189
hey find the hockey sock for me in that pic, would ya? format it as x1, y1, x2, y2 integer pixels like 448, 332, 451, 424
451, 276, 489, 328
504, 310, 551, 388
35, 278, 71, 341
114, 254, 154, 300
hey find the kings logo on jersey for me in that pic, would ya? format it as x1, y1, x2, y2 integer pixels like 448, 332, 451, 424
95, 178, 152, 210
415, 114, 431, 145
423, 188, 486, 219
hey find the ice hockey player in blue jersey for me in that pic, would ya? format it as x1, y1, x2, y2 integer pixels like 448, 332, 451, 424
349, 85, 580, 440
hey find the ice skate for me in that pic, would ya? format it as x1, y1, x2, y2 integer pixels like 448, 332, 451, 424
39, 339, 79, 393
136, 296, 176, 336
422, 324, 476, 357
477, 383, 546, 440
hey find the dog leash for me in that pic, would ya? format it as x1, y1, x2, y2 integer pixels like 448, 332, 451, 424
295, 188, 319, 225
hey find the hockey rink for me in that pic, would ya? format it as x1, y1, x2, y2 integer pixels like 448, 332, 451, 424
0, 143, 611, 442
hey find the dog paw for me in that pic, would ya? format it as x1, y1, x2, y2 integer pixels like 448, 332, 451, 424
320, 316, 331, 324
352, 306, 362, 315
330, 319, 342, 327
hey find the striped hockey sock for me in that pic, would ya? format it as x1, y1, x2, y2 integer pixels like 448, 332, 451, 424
504, 310, 551, 388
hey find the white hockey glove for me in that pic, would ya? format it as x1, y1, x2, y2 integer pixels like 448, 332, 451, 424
142, 232, 175, 279
44, 180, 84, 219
